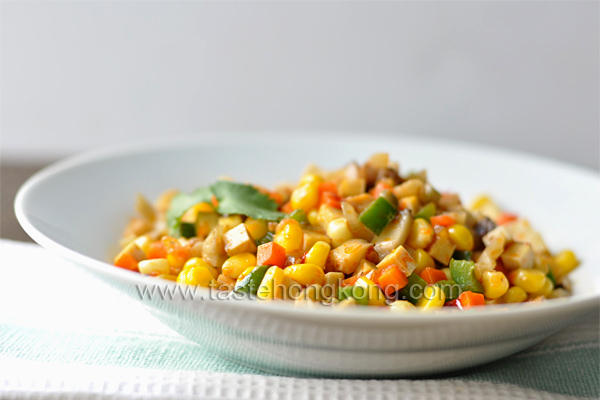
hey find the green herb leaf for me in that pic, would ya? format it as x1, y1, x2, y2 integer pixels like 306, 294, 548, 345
211, 181, 286, 222
166, 187, 213, 236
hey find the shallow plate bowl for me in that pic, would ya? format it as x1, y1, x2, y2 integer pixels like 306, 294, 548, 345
15, 133, 600, 377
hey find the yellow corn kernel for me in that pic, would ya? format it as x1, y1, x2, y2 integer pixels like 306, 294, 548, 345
482, 270, 509, 299
274, 219, 304, 254
304, 241, 331, 269
244, 218, 268, 241
389, 300, 415, 311
177, 265, 215, 287
218, 215, 244, 233
406, 218, 434, 249
157, 274, 178, 281
356, 277, 387, 306
447, 224, 474, 251
299, 173, 324, 185
399, 195, 420, 214
413, 248, 435, 275
416, 285, 445, 310
222, 253, 257, 279
552, 250, 579, 279
290, 182, 320, 213
257, 266, 285, 300
183, 257, 218, 279
307, 210, 319, 227
138, 258, 170, 276
167, 253, 188, 274
533, 277, 554, 297
500, 286, 527, 303
236, 266, 255, 285
283, 263, 326, 287
327, 218, 354, 248
509, 268, 546, 293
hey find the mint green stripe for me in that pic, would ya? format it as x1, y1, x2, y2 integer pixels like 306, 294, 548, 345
3, 321, 598, 398
454, 347, 599, 399
1, 323, 266, 375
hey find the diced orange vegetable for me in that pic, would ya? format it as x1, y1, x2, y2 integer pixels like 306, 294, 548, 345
114, 253, 139, 272
280, 201, 294, 213
342, 275, 359, 287
377, 265, 409, 296
211, 194, 219, 209
162, 237, 190, 260
419, 267, 447, 285
371, 182, 393, 199
319, 182, 338, 195
430, 215, 456, 227
497, 212, 518, 225
256, 242, 286, 268
321, 192, 342, 209
269, 191, 284, 205
147, 241, 167, 259
457, 291, 485, 309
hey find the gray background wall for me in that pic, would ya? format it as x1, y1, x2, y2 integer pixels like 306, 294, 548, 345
1, 1, 598, 169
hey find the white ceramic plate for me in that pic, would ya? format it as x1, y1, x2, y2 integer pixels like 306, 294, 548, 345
15, 132, 600, 377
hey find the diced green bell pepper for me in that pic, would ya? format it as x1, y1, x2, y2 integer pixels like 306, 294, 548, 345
396, 273, 428, 305
234, 265, 270, 295
414, 202, 436, 221
358, 191, 398, 235
434, 279, 461, 300
452, 250, 472, 261
338, 286, 369, 306
179, 222, 196, 238
288, 209, 309, 224
255, 231, 274, 246
449, 259, 484, 294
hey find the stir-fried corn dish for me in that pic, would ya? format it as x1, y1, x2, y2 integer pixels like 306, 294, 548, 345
114, 153, 579, 310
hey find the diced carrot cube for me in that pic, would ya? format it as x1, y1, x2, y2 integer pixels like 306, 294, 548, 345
377, 265, 408, 296
457, 291, 485, 309
342, 275, 359, 287
147, 241, 167, 259
321, 192, 342, 209
114, 253, 139, 272
371, 182, 393, 199
430, 215, 456, 227
419, 267, 447, 285
257, 242, 286, 268
318, 182, 338, 195
497, 212, 518, 225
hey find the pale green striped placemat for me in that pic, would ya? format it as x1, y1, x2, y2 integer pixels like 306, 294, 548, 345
1, 239, 598, 399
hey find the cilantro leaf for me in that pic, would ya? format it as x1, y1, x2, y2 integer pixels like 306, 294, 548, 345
210, 181, 286, 222
166, 187, 213, 236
